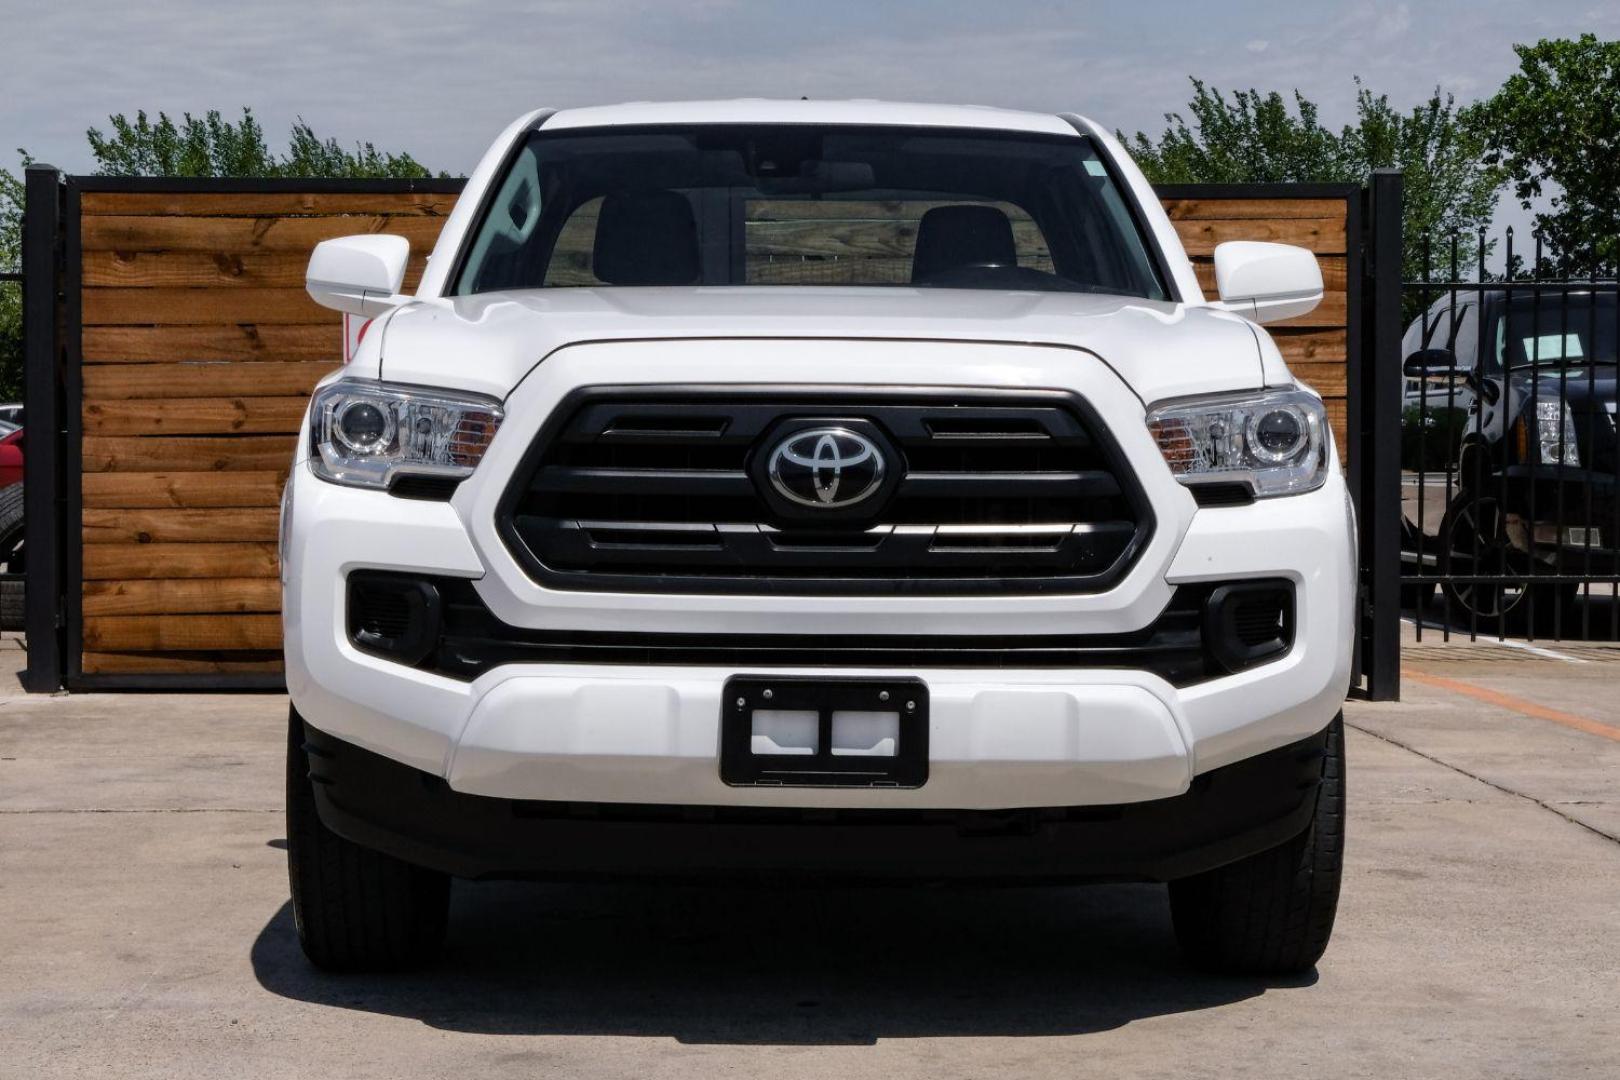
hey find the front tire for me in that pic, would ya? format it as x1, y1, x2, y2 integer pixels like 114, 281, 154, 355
286, 707, 450, 971
1437, 490, 1525, 627
1168, 715, 1345, 975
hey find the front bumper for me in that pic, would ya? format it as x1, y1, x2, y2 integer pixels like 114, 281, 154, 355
283, 462, 1353, 811
285, 342, 1352, 813
300, 715, 1334, 882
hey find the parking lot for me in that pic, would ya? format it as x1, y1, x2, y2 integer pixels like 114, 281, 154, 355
3, 635, 1618, 1080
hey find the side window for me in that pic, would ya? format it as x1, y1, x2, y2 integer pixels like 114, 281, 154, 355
456, 147, 543, 295
1447, 302, 1480, 370
543, 198, 605, 286
1401, 313, 1428, 359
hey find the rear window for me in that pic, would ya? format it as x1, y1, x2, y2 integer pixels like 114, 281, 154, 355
454, 125, 1168, 300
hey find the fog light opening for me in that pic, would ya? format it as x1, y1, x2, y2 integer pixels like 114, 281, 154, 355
1203, 581, 1294, 674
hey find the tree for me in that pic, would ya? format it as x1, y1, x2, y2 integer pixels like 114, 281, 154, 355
0, 166, 22, 401
83, 108, 438, 179
0, 109, 440, 404
1125, 79, 1504, 285
1479, 35, 1620, 276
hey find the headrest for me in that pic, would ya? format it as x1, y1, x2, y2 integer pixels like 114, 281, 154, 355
911, 204, 1017, 283
592, 190, 700, 286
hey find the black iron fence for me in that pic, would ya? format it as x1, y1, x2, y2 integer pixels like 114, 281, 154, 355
1401, 228, 1620, 642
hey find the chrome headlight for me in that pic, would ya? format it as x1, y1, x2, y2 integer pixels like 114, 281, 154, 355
309, 380, 503, 490
1146, 387, 1328, 498
1534, 399, 1580, 466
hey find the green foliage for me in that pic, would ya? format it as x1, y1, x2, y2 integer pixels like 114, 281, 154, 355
1479, 35, 1620, 276
1125, 79, 1503, 287
0, 109, 441, 406
1124, 81, 1344, 184
0, 165, 24, 402
84, 108, 439, 179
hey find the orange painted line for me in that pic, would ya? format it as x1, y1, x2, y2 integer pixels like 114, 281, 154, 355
1402, 667, 1620, 744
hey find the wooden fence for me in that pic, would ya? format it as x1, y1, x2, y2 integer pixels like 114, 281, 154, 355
68, 180, 461, 683
29, 177, 1358, 688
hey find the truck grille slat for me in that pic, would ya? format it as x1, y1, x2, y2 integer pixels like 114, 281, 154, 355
498, 390, 1153, 595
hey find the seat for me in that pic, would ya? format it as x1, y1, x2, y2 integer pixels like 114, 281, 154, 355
591, 190, 700, 286
911, 205, 1018, 283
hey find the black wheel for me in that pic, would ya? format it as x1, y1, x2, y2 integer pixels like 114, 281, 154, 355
286, 707, 450, 971
1438, 490, 1527, 626
1169, 715, 1344, 975
0, 483, 24, 631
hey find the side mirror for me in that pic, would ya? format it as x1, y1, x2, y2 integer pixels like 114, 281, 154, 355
1403, 348, 1459, 378
306, 234, 410, 317
1211, 241, 1324, 324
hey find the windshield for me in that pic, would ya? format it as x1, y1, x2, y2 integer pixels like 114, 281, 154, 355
451, 125, 1169, 299
1493, 292, 1618, 371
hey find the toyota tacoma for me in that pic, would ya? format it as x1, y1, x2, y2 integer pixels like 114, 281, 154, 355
284, 100, 1354, 975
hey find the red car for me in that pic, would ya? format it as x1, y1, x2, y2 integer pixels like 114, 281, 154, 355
0, 427, 22, 490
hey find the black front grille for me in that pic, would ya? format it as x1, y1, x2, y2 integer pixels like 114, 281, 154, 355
497, 388, 1153, 594
428, 576, 1214, 684
346, 572, 1295, 685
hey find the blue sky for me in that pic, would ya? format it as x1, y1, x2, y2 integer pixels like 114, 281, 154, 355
3, 0, 1615, 193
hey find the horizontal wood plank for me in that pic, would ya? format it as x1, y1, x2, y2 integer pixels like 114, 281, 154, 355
1270, 290, 1347, 328
84, 324, 340, 364
84, 249, 428, 291
1325, 398, 1349, 460
745, 199, 950, 221
744, 219, 916, 259
83, 508, 281, 544
81, 650, 285, 675
83, 435, 297, 473
83, 542, 279, 580
83, 614, 283, 651
1161, 197, 1348, 221
84, 286, 332, 326
83, 397, 309, 435
83, 362, 335, 399
80, 214, 446, 254
1174, 217, 1346, 257
83, 471, 287, 509
1269, 328, 1348, 364
1287, 362, 1349, 397
80, 191, 460, 217
82, 578, 282, 616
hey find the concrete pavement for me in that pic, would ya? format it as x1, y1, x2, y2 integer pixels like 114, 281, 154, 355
3, 639, 1619, 1079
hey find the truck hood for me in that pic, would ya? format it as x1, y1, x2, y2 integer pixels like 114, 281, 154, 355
378, 287, 1267, 404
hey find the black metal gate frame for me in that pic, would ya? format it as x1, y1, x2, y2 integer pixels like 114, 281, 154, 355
1361, 171, 1405, 700
18, 173, 1401, 698
20, 165, 63, 692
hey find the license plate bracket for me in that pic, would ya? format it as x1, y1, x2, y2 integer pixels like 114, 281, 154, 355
720, 675, 929, 788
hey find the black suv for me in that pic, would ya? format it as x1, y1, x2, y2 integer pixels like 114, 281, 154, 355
1402, 288, 1619, 624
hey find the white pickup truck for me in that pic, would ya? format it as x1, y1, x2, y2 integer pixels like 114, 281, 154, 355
283, 99, 1353, 975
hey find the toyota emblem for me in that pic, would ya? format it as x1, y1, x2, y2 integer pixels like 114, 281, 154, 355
766, 427, 887, 509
